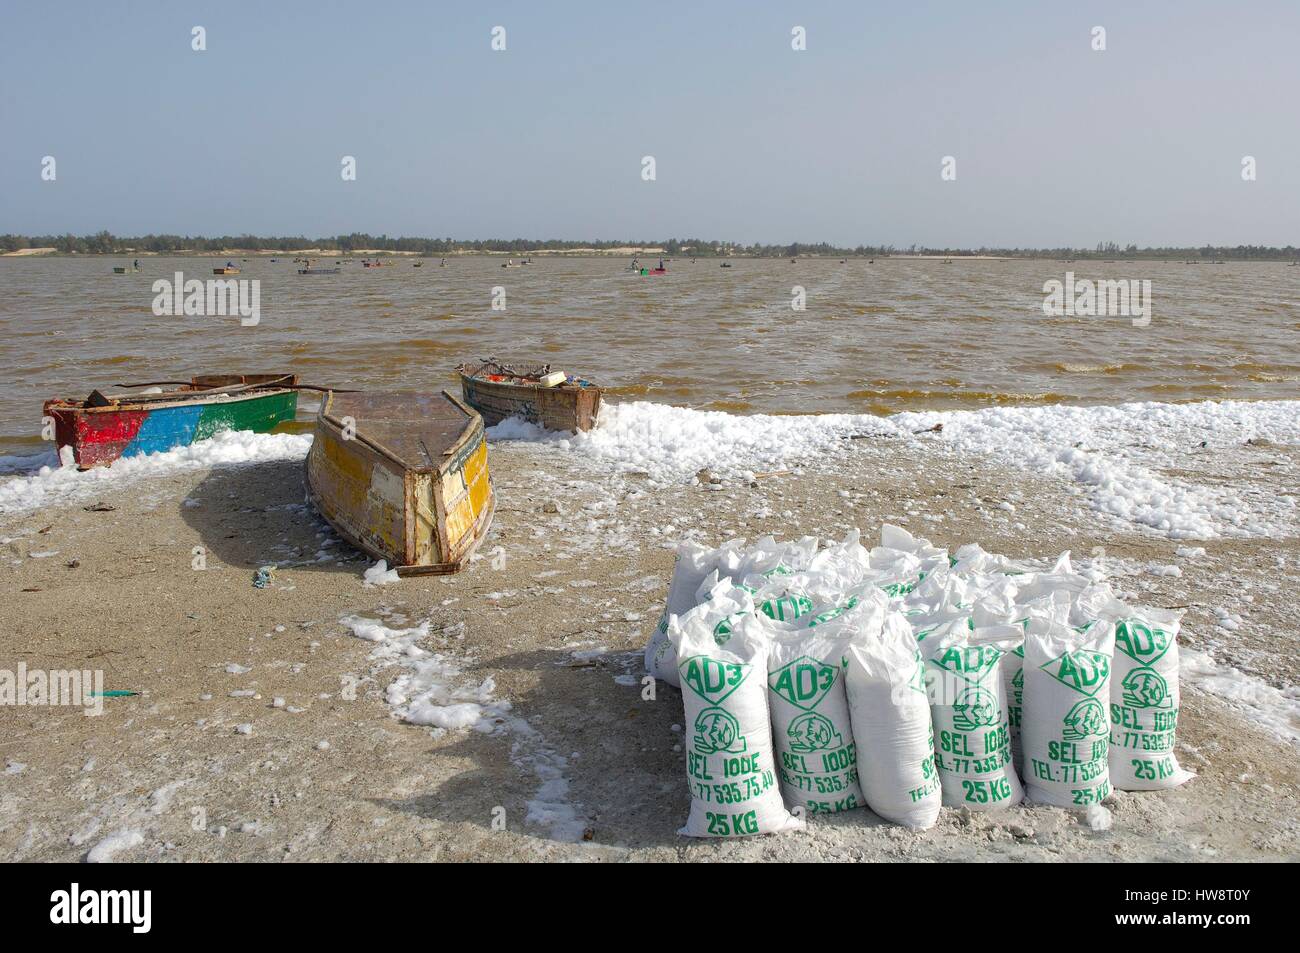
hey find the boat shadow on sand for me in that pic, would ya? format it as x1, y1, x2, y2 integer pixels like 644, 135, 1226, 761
179, 457, 368, 576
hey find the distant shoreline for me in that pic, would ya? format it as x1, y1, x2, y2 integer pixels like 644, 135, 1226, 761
5, 233, 1298, 262
4, 249, 1298, 263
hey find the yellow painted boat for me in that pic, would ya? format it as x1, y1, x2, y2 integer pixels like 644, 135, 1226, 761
305, 390, 494, 574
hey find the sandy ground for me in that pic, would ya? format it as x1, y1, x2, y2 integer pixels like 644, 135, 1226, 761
1, 437, 1297, 862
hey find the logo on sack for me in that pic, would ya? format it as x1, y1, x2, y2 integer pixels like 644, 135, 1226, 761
952, 687, 999, 731
712, 611, 749, 643
693, 707, 747, 754
759, 593, 813, 623
930, 645, 1002, 686
1041, 650, 1110, 696
787, 711, 842, 752
808, 596, 858, 627
768, 656, 838, 711
679, 655, 749, 705
1062, 697, 1108, 740
1121, 668, 1171, 709
1114, 619, 1172, 665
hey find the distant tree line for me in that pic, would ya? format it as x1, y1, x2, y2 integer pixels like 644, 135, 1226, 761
1, 231, 1296, 260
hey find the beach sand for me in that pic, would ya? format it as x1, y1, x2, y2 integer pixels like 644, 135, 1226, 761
1, 437, 1296, 862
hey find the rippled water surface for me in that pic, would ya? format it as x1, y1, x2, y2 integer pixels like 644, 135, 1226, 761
1, 255, 1297, 456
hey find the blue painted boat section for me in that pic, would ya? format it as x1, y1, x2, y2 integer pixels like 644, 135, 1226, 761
122, 404, 205, 457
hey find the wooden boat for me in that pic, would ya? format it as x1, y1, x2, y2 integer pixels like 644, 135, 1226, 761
457, 359, 601, 433
112, 266, 128, 274
213, 267, 240, 275
638, 267, 667, 276
43, 374, 299, 469
298, 268, 340, 275
305, 390, 494, 574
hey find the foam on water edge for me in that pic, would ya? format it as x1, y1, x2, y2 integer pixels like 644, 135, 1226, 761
491, 398, 1300, 540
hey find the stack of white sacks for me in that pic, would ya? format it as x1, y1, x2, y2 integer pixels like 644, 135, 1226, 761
644, 526, 1194, 838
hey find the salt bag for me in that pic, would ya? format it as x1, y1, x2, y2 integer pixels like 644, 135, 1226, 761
766, 608, 879, 815
651, 580, 754, 687
843, 614, 942, 829
672, 613, 804, 838
1021, 608, 1115, 809
735, 534, 819, 581
1107, 608, 1194, 791
974, 596, 1049, 776
644, 539, 744, 685
922, 625, 1024, 811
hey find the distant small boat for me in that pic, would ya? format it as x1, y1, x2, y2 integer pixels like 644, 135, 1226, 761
306, 389, 494, 574
213, 267, 240, 275
720, 262, 732, 268
413, 261, 423, 267
112, 266, 130, 275
298, 268, 340, 275
44, 374, 298, 469
457, 359, 602, 433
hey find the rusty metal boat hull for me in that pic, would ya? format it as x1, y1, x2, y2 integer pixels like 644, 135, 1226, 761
457, 362, 602, 433
305, 389, 494, 574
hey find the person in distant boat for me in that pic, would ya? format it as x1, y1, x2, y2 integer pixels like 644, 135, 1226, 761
658, 259, 664, 271
226, 260, 234, 269
133, 259, 139, 270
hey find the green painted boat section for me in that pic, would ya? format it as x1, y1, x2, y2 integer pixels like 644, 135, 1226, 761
194, 390, 298, 441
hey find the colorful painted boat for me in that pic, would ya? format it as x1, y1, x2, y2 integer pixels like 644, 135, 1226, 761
43, 374, 299, 469
305, 390, 494, 574
213, 267, 240, 275
457, 360, 602, 433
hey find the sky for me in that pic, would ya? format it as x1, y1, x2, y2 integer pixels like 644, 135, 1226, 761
1, 0, 1297, 247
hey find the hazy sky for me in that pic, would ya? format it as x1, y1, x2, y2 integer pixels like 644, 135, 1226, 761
2, 0, 1297, 246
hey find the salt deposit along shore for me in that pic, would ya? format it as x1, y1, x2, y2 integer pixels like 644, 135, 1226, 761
0, 399, 1296, 862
